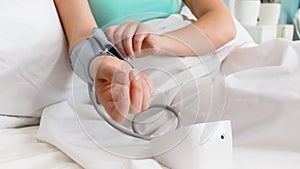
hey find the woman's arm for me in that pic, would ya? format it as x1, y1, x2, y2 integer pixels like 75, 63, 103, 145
54, 0, 153, 121
185, 0, 236, 48
54, 0, 97, 53
160, 0, 236, 56
105, 0, 236, 58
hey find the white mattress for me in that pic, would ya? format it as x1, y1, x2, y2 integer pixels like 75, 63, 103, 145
0, 127, 82, 169
1, 127, 299, 169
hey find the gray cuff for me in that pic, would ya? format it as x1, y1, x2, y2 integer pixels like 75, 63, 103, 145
70, 28, 132, 84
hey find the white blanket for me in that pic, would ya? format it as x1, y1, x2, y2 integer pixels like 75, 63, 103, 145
222, 39, 300, 150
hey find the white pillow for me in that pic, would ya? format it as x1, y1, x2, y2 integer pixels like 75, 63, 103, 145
0, 0, 75, 117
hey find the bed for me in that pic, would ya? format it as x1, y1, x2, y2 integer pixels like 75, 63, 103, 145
1, 127, 299, 169
0, 127, 82, 169
1, 0, 300, 169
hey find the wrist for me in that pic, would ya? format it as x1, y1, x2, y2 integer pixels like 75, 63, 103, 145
68, 26, 96, 54
158, 34, 175, 55
69, 35, 92, 54
159, 34, 189, 56
89, 56, 103, 81
70, 28, 110, 84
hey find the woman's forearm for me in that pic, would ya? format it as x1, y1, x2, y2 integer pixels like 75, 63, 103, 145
160, 0, 236, 56
159, 24, 216, 56
191, 3, 236, 49
54, 0, 97, 53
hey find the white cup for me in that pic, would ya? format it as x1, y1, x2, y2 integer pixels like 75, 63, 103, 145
235, 0, 261, 26
259, 3, 281, 25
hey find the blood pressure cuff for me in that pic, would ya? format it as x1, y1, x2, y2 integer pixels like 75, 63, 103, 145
70, 28, 130, 84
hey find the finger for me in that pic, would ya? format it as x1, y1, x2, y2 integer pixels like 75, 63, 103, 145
133, 31, 147, 54
140, 73, 154, 96
105, 25, 118, 44
133, 24, 150, 53
110, 85, 130, 122
113, 23, 130, 58
141, 78, 151, 111
129, 70, 144, 114
122, 23, 138, 59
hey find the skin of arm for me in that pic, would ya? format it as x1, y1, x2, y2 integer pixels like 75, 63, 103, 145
185, 0, 236, 47
160, 0, 236, 55
54, 0, 97, 53
105, 0, 236, 58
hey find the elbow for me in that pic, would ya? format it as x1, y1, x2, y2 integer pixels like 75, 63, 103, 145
226, 22, 237, 43
214, 21, 236, 49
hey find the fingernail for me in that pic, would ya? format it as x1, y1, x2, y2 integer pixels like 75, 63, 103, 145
121, 86, 129, 99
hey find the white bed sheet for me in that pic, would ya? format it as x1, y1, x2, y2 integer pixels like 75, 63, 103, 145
1, 126, 299, 169
0, 127, 82, 169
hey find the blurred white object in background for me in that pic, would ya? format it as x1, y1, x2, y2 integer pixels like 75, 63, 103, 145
234, 0, 261, 26
277, 24, 294, 40
259, 3, 281, 25
295, 9, 300, 38
228, 0, 236, 16
243, 25, 277, 43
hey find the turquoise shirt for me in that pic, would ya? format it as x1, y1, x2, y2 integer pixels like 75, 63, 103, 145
88, 0, 182, 29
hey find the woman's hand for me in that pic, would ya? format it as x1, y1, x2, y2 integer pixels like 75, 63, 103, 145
90, 56, 153, 122
106, 21, 162, 59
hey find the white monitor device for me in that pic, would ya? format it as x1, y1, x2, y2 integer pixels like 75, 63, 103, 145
151, 121, 232, 169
